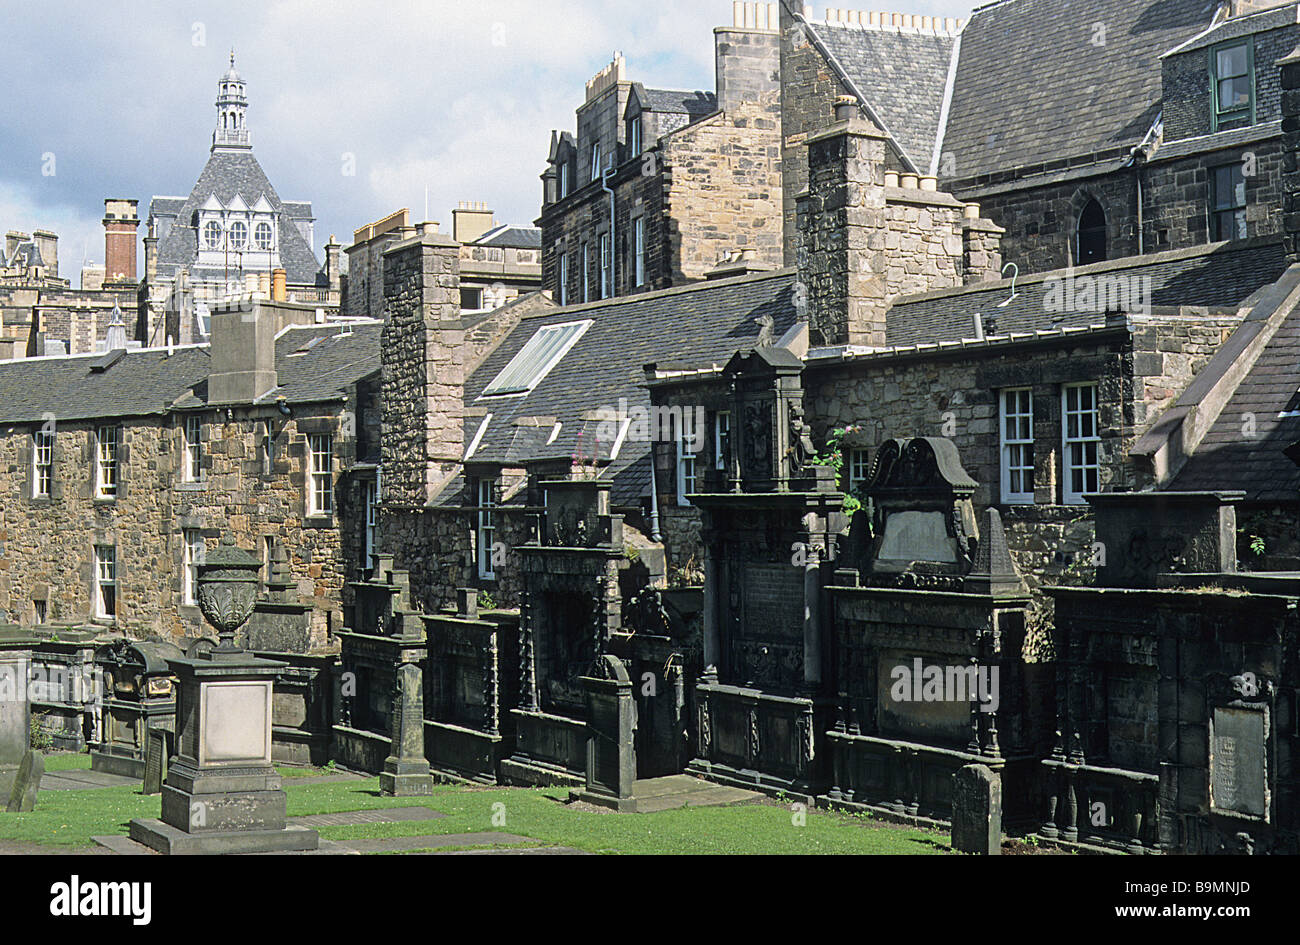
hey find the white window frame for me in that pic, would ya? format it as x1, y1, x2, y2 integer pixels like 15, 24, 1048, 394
715, 411, 731, 471
477, 478, 498, 580
254, 220, 274, 251
95, 545, 116, 619
559, 161, 569, 199
1000, 388, 1035, 505
629, 116, 642, 156
95, 426, 118, 499
676, 415, 699, 506
32, 428, 53, 498
1062, 382, 1100, 506
184, 414, 203, 482
364, 478, 378, 574
847, 447, 871, 492
557, 250, 568, 305
634, 216, 646, 287
308, 433, 333, 516
591, 142, 602, 181
183, 529, 203, 606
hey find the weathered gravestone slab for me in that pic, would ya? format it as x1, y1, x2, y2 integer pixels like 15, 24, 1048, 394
951, 764, 1001, 855
142, 728, 173, 796
1210, 707, 1267, 819
6, 749, 44, 812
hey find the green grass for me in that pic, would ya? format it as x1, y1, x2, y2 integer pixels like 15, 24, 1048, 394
275, 764, 336, 778
42, 751, 92, 772
0, 774, 952, 854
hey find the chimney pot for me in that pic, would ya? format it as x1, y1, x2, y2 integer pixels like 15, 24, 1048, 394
901, 173, 919, 189
834, 94, 857, 122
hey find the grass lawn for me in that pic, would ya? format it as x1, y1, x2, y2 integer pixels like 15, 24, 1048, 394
0, 764, 952, 854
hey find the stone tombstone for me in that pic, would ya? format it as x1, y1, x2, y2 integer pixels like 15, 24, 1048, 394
128, 535, 319, 854
1210, 707, 1267, 819
6, 750, 43, 812
857, 437, 979, 588
1090, 491, 1242, 589
379, 623, 434, 797
951, 763, 1001, 855
575, 655, 637, 811
142, 728, 173, 796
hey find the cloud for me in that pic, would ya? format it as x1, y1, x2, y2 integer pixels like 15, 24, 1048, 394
1, 0, 978, 269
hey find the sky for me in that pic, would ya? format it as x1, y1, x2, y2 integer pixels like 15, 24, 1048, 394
0, 0, 977, 284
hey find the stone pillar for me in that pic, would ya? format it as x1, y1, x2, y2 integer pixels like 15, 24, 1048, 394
951, 764, 1002, 855
380, 232, 464, 507
701, 531, 721, 670
799, 96, 891, 346
0, 632, 41, 811
380, 654, 434, 796
1281, 44, 1300, 262
962, 207, 1005, 285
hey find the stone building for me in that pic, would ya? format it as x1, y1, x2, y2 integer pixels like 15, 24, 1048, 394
140, 53, 338, 348
342, 205, 541, 319
779, 0, 1300, 273
537, 7, 785, 303
0, 218, 137, 359
0, 299, 380, 649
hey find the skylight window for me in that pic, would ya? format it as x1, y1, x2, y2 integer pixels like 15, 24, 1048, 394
480, 320, 592, 397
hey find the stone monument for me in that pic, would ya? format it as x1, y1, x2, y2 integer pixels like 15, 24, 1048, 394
379, 611, 434, 796
951, 763, 1002, 855
0, 627, 42, 811
129, 536, 319, 854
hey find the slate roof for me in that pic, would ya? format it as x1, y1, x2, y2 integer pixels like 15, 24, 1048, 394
151, 149, 322, 285
803, 20, 957, 172
0, 320, 381, 424
3, 241, 43, 269
473, 225, 542, 249
639, 88, 718, 117
454, 269, 801, 507
884, 239, 1289, 347
1171, 279, 1300, 503
940, 0, 1217, 180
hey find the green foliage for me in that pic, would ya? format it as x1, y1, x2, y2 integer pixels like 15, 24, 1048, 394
29, 714, 53, 752
623, 544, 641, 562
1249, 535, 1266, 558
476, 590, 497, 610
810, 425, 866, 519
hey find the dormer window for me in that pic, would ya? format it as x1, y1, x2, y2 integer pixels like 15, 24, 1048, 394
1211, 39, 1253, 132
254, 220, 274, 251
228, 220, 247, 250
203, 220, 222, 250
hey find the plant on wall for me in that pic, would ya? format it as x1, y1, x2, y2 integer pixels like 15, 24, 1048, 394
810, 424, 866, 518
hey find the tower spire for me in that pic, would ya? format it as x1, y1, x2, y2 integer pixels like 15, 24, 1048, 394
212, 51, 250, 151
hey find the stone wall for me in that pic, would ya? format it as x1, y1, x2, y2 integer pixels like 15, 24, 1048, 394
0, 405, 353, 648
661, 103, 785, 281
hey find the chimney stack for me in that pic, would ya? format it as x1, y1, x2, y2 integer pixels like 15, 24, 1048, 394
5, 231, 28, 263
103, 198, 140, 284
452, 202, 495, 244
380, 231, 463, 506
31, 230, 57, 277
962, 204, 1005, 285
797, 97, 891, 346
207, 300, 277, 404
325, 235, 342, 293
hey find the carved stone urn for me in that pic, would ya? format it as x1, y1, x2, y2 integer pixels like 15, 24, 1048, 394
196, 534, 261, 655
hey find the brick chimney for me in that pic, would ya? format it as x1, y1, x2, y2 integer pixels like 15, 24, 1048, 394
103, 198, 139, 284
31, 230, 57, 277
207, 300, 277, 404
797, 96, 892, 346
380, 231, 464, 506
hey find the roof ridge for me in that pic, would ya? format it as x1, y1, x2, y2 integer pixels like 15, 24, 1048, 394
519, 267, 796, 320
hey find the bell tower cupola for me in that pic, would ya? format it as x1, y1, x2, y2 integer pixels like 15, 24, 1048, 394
212, 50, 251, 151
